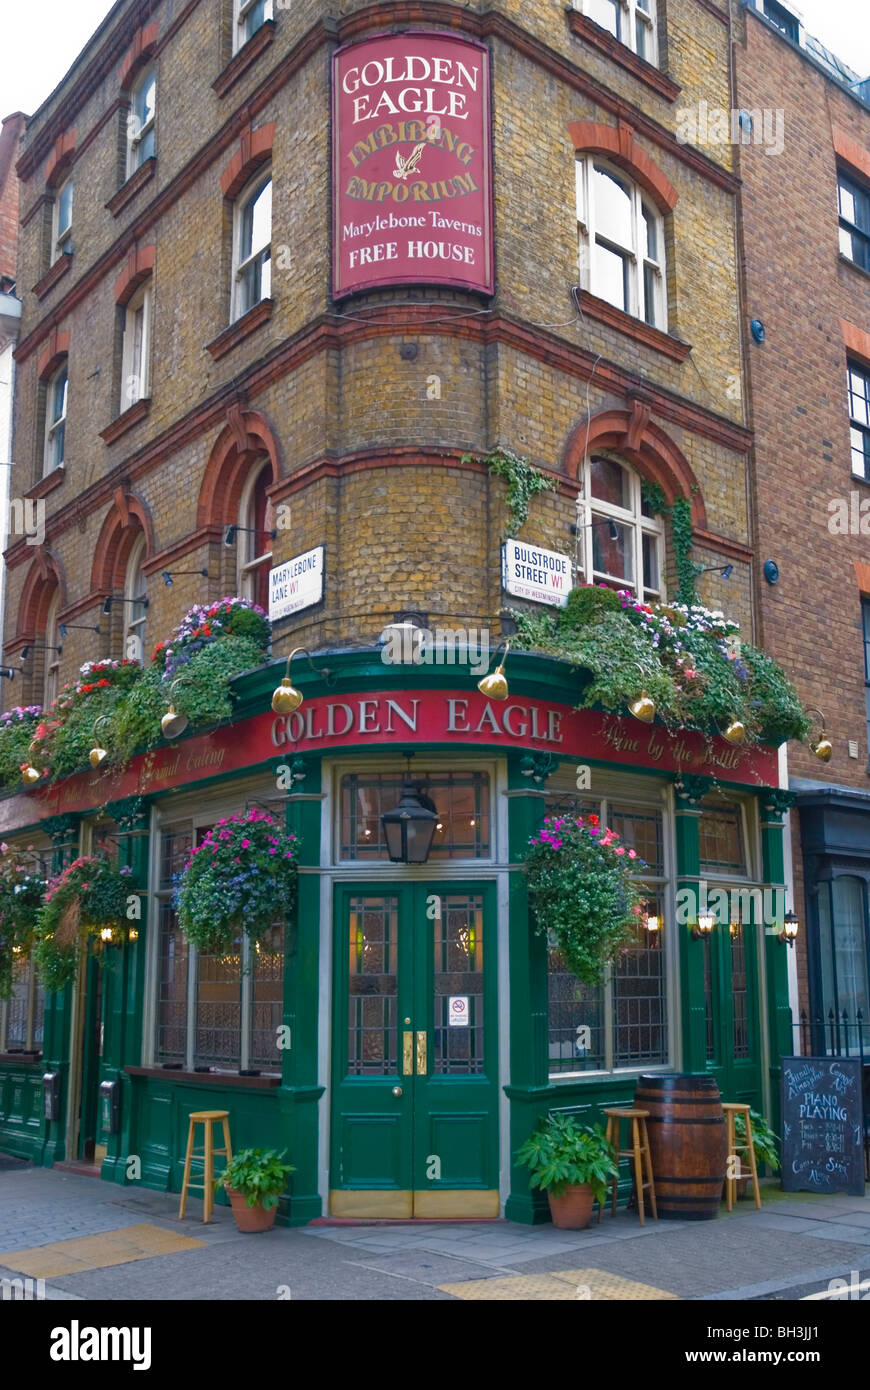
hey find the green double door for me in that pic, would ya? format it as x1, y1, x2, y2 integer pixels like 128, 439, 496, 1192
703, 917, 763, 1107
330, 882, 499, 1218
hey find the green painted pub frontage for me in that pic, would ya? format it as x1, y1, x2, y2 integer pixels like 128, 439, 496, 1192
0, 650, 793, 1223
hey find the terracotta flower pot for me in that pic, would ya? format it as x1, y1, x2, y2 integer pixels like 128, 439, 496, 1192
226, 1186, 278, 1233
547, 1183, 596, 1230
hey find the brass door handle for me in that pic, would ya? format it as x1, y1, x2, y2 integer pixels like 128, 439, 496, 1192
416, 1030, 427, 1075
402, 1031, 413, 1075
392, 1086, 403, 1097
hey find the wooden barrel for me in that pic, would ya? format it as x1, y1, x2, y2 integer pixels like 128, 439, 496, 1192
635, 1074, 727, 1220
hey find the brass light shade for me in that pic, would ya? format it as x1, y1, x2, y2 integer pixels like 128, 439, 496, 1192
812, 736, 833, 763
272, 647, 306, 714
89, 745, 108, 768
722, 718, 746, 745
161, 705, 188, 740
629, 692, 656, 723
21, 764, 40, 785
477, 643, 510, 701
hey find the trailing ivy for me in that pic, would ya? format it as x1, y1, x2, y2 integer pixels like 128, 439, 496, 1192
463, 446, 558, 538
32, 856, 131, 992
641, 482, 698, 605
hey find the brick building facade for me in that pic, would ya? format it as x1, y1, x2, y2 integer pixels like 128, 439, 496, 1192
0, 0, 803, 1221
734, 0, 870, 1059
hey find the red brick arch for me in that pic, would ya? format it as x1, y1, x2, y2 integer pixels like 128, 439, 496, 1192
37, 328, 70, 381
120, 23, 160, 93
220, 123, 276, 200
568, 120, 678, 214
90, 490, 155, 596
44, 131, 77, 189
564, 402, 707, 530
114, 245, 155, 306
15, 549, 66, 643
197, 407, 281, 528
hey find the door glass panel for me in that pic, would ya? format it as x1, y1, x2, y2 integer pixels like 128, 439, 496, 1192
433, 895, 484, 1075
729, 922, 750, 1060
347, 896, 398, 1074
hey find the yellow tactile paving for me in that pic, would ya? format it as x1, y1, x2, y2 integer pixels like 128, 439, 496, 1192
0, 1223, 206, 1278
439, 1267, 681, 1301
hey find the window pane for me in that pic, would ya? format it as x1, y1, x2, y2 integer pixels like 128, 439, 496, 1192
157, 905, 187, 1063
4, 954, 31, 1049
635, 12, 650, 60
590, 455, 631, 509
433, 896, 485, 1075
592, 513, 633, 582
613, 904, 667, 1066
593, 241, 629, 311
136, 72, 156, 127
194, 941, 242, 1067
641, 205, 658, 262
852, 427, 870, 480
243, 180, 272, 259
548, 944, 605, 1072
698, 804, 747, 875
340, 773, 490, 860
593, 166, 633, 250
585, 0, 619, 37
831, 878, 869, 1027
729, 921, 750, 1059
608, 807, 664, 875
139, 127, 155, 164
347, 896, 398, 1075
642, 531, 659, 592
57, 182, 73, 236
643, 262, 659, 326
250, 923, 284, 1069
52, 370, 68, 424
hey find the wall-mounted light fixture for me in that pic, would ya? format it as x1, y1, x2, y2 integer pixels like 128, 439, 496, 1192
692, 913, 715, 940
224, 524, 277, 548
779, 909, 799, 946
161, 679, 189, 740
698, 563, 734, 580
805, 707, 832, 763
628, 663, 656, 724
20, 643, 62, 661
722, 718, 746, 745
102, 595, 149, 617
477, 642, 510, 701
161, 568, 208, 587
58, 622, 101, 639
270, 648, 333, 714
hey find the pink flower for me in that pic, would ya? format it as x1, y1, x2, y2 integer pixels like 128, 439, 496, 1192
628, 850, 637, 859
241, 839, 250, 850
269, 848, 276, 854
614, 848, 624, 856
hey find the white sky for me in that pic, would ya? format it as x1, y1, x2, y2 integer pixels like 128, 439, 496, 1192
2, 0, 870, 121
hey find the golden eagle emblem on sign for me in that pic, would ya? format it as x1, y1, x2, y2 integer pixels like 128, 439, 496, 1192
393, 142, 426, 180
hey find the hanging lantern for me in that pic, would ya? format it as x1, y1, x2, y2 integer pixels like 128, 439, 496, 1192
381, 781, 439, 864
779, 909, 799, 945
806, 708, 832, 762
477, 643, 510, 701
20, 764, 40, 785
89, 716, 110, 768
271, 647, 306, 714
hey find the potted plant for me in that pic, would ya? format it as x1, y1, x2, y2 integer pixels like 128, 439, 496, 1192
216, 1148, 294, 1233
729, 1110, 780, 1198
515, 1113, 618, 1230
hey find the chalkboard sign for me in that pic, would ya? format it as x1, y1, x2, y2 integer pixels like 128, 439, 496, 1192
780, 1056, 865, 1196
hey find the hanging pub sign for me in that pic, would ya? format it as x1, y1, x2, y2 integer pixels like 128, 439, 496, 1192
780, 1056, 865, 1196
332, 32, 494, 298
502, 540, 573, 608
268, 546, 324, 622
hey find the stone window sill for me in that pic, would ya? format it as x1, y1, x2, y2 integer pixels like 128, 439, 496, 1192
99, 397, 151, 445
125, 1064, 280, 1089
106, 158, 156, 218
0, 1051, 41, 1064
33, 251, 72, 300
565, 10, 681, 102
213, 20, 276, 98
206, 298, 273, 360
577, 289, 691, 361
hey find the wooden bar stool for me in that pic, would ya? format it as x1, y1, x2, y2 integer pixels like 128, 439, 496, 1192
722, 1103, 762, 1211
602, 1107, 657, 1226
178, 1110, 233, 1223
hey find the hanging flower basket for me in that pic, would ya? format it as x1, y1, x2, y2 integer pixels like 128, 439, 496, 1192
0, 843, 46, 999
32, 856, 131, 992
525, 814, 645, 986
174, 809, 298, 956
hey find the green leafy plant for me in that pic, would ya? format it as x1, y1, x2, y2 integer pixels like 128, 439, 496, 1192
515, 1113, 618, 1201
463, 446, 558, 537
641, 484, 698, 604
736, 1109, 780, 1172
216, 1148, 295, 1209
0, 708, 43, 789
525, 813, 644, 985
0, 844, 46, 999
32, 855, 131, 992
174, 808, 298, 955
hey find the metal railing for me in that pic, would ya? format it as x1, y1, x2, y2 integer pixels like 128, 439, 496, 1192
792, 1009, 870, 1060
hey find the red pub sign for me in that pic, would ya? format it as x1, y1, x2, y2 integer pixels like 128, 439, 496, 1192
332, 32, 494, 298
0, 690, 779, 834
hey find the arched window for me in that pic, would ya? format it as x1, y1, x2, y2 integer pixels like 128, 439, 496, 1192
576, 158, 665, 328
237, 463, 273, 608
43, 591, 61, 707
127, 66, 156, 177
579, 0, 657, 64
576, 455, 663, 601
121, 283, 152, 410
124, 533, 148, 662
233, 174, 271, 321
44, 363, 67, 476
